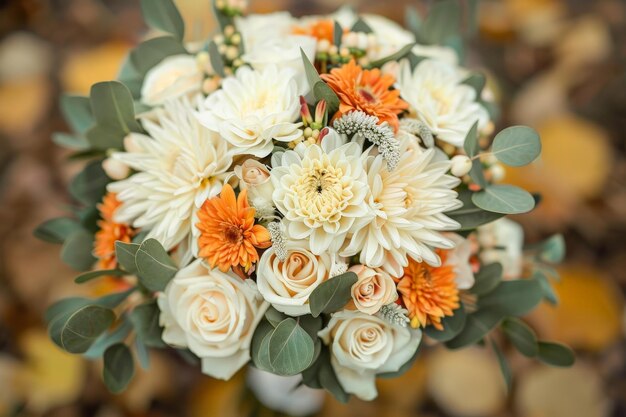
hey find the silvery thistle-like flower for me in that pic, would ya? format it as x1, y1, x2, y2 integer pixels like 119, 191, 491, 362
107, 98, 233, 251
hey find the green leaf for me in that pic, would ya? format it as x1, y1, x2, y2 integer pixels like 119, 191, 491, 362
472, 185, 536, 214
52, 133, 90, 151
462, 73, 486, 98
34, 217, 82, 244
84, 318, 133, 359
463, 120, 480, 158
351, 18, 373, 33
207, 41, 225, 78
135, 338, 150, 369
537, 234, 566, 264
417, 0, 461, 45
534, 271, 558, 304
69, 160, 109, 205
129, 301, 166, 348
478, 279, 543, 317
115, 241, 141, 274
502, 317, 538, 357
492, 126, 542, 167
424, 305, 467, 342
446, 190, 504, 230
250, 320, 275, 372
333, 21, 342, 47
405, 6, 422, 35
89, 81, 141, 149
268, 318, 315, 376
117, 55, 143, 98
312, 82, 340, 115
129, 36, 187, 76
97, 288, 135, 309
446, 309, 502, 349
45, 297, 90, 323
50, 305, 115, 354
103, 343, 135, 393
265, 307, 287, 328
140, 0, 184, 41
317, 348, 350, 403
61, 230, 96, 271
309, 272, 358, 318
491, 340, 512, 392
370, 43, 415, 68
60, 95, 94, 134
75, 269, 125, 284
135, 239, 178, 292
537, 342, 575, 367
471, 263, 503, 296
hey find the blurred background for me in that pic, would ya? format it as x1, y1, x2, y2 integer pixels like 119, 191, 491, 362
0, 0, 625, 416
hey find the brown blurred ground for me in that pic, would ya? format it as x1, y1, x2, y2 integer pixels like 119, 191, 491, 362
0, 0, 625, 416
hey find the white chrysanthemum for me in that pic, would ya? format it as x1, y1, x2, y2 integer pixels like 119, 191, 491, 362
108, 99, 233, 250
197, 65, 303, 157
396, 59, 489, 147
342, 132, 462, 277
271, 133, 372, 255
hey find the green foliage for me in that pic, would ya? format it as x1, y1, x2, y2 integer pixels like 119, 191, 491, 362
207, 41, 226, 77
462, 73, 486, 98
424, 305, 467, 342
351, 18, 373, 33
502, 318, 538, 357
309, 272, 358, 318
300, 48, 340, 114
445, 309, 502, 349
478, 279, 543, 317
447, 190, 505, 230
61, 230, 96, 271
129, 301, 166, 348
370, 43, 415, 68
536, 234, 566, 264
140, 0, 185, 41
302, 348, 350, 403
416, 0, 461, 45
492, 126, 542, 167
75, 269, 125, 284
115, 241, 141, 274
491, 340, 512, 392
537, 342, 575, 367
34, 217, 82, 244
135, 239, 178, 292
129, 36, 186, 76
103, 344, 135, 393
333, 21, 342, 47
49, 305, 115, 354
470, 263, 503, 296
60, 95, 94, 134
472, 185, 536, 215
69, 160, 109, 206
84, 318, 133, 359
268, 318, 315, 376
534, 270, 559, 304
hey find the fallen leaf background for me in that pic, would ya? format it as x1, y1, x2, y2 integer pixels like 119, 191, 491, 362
0, 0, 624, 416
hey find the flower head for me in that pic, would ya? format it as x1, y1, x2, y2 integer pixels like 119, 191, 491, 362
196, 184, 271, 274
321, 60, 408, 132
94, 192, 134, 270
397, 252, 460, 330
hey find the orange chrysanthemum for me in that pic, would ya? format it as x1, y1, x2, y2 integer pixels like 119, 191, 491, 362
94, 192, 134, 270
292, 19, 335, 43
321, 60, 409, 131
196, 184, 271, 274
396, 251, 460, 330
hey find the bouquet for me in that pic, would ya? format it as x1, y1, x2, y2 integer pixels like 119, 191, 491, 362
37, 0, 574, 402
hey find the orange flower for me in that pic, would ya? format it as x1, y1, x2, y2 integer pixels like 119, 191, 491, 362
321, 60, 408, 131
396, 251, 460, 330
292, 19, 335, 43
196, 184, 271, 274
94, 192, 134, 270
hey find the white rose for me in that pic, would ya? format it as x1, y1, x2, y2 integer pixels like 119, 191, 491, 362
235, 12, 295, 50
444, 233, 476, 290
348, 265, 397, 315
233, 159, 274, 204
361, 14, 415, 59
477, 218, 524, 279
256, 240, 332, 316
241, 34, 316, 96
158, 260, 268, 380
140, 55, 203, 106
318, 310, 421, 400
412, 44, 459, 65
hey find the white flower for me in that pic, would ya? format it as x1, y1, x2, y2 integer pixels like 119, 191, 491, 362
342, 133, 462, 277
140, 55, 203, 106
256, 239, 333, 316
396, 59, 489, 147
348, 265, 397, 315
241, 34, 317, 96
235, 12, 295, 51
444, 233, 475, 290
412, 44, 459, 65
271, 134, 372, 254
360, 14, 415, 60
477, 218, 525, 279
108, 99, 233, 250
158, 260, 268, 380
197, 65, 303, 157
318, 310, 421, 400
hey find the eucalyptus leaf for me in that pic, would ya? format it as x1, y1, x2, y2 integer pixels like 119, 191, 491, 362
317, 348, 350, 403
207, 41, 225, 77
478, 279, 543, 317
265, 307, 287, 328
333, 21, 342, 47
417, 0, 461, 45
463, 120, 480, 157
84, 318, 133, 359
135, 238, 178, 292
502, 317, 538, 357
34, 217, 82, 244
492, 126, 541, 167
309, 272, 358, 317
140, 0, 185, 41
424, 306, 467, 342
250, 321, 274, 372
129, 36, 187, 76
537, 342, 575, 367
61, 230, 96, 271
129, 301, 166, 348
90, 81, 141, 134
370, 43, 415, 68
446, 191, 504, 231
52, 133, 90, 151
268, 318, 315, 376
75, 269, 125, 284
312, 81, 340, 115
405, 6, 422, 35
491, 340, 512, 392
351, 18, 373, 33
45, 297, 90, 323
538, 234, 566, 264
135, 338, 151, 369
115, 241, 141, 274
462, 73, 486, 98
472, 185, 536, 215
446, 308, 502, 349
534, 271, 558, 304
470, 263, 503, 296
51, 305, 115, 354
69, 160, 109, 205
103, 343, 135, 393
60, 95, 94, 134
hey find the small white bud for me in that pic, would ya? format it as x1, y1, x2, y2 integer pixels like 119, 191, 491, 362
123, 133, 144, 153
329, 45, 338, 56
339, 47, 350, 57
225, 46, 239, 61
224, 25, 235, 38
102, 158, 130, 180
490, 163, 505, 181
450, 155, 473, 177
317, 39, 330, 53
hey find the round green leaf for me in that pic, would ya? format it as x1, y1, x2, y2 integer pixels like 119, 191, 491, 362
445, 309, 503, 349
537, 341, 575, 367
471, 263, 503, 296
268, 318, 314, 376
492, 126, 541, 167
309, 272, 358, 317
502, 317, 538, 357
472, 185, 536, 214
51, 305, 115, 354
478, 279, 543, 317
140, 0, 185, 41
103, 343, 135, 393
34, 217, 82, 244
61, 230, 96, 271
135, 238, 178, 292
424, 306, 467, 342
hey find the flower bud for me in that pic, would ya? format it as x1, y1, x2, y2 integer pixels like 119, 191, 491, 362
451, 155, 472, 177
489, 163, 505, 182
102, 157, 130, 180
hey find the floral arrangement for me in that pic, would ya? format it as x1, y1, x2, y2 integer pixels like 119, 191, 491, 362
37, 0, 574, 402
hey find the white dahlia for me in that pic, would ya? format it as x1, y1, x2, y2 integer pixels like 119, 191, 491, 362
271, 133, 372, 255
342, 132, 462, 277
396, 59, 489, 147
107, 99, 233, 250
196, 65, 303, 157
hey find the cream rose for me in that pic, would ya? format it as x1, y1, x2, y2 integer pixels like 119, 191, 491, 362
348, 265, 397, 315
140, 55, 203, 106
158, 260, 268, 380
234, 159, 274, 203
256, 240, 333, 316
444, 233, 475, 290
318, 310, 421, 400
477, 218, 524, 279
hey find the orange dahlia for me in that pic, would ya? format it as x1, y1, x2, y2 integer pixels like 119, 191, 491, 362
396, 251, 460, 330
94, 192, 134, 270
196, 184, 271, 274
321, 60, 409, 131
292, 19, 335, 43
